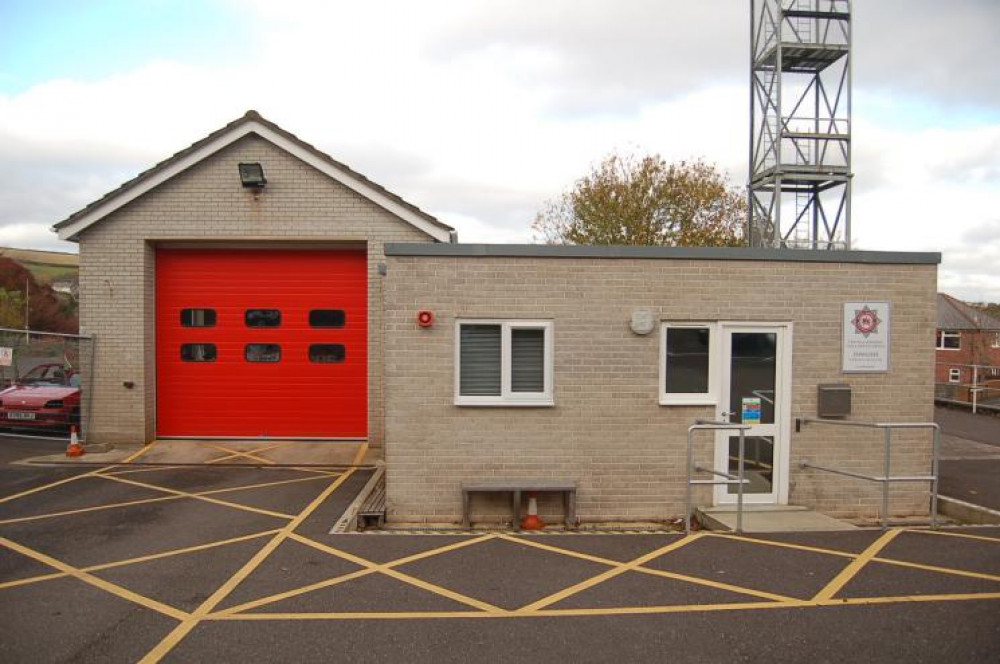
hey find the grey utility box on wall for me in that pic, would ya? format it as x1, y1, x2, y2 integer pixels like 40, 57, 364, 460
818, 384, 852, 418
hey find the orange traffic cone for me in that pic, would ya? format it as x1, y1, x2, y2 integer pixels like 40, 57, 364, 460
65, 426, 85, 457
520, 492, 545, 531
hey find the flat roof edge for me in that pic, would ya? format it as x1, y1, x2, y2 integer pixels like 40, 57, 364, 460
384, 243, 941, 265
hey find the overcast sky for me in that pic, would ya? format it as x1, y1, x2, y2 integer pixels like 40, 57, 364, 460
1, 0, 997, 301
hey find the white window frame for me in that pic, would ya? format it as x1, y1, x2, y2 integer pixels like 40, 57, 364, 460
991, 332, 1000, 349
949, 368, 961, 383
659, 322, 719, 406
454, 320, 554, 407
936, 330, 961, 350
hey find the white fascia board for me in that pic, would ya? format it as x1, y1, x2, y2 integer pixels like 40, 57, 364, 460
56, 121, 451, 243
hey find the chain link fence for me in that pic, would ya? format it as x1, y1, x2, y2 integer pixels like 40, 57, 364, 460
935, 362, 1000, 415
0, 327, 94, 439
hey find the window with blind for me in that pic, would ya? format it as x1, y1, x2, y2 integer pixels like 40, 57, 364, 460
456, 320, 553, 405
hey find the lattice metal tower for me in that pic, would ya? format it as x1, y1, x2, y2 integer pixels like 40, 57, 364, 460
748, 0, 852, 249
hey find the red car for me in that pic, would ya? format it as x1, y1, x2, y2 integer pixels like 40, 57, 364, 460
0, 363, 81, 432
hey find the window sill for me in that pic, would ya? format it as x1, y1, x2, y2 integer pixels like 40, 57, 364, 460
455, 399, 555, 408
659, 398, 718, 407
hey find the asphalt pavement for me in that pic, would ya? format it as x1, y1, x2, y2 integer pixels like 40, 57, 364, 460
936, 407, 1000, 512
0, 434, 997, 664
936, 407, 1000, 447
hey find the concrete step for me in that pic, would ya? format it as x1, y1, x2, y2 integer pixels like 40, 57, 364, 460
696, 505, 858, 532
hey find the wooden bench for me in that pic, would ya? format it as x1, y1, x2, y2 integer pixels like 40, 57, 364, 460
357, 478, 386, 530
461, 480, 577, 532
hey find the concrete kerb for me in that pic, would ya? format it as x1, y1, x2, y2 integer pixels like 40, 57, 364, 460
938, 496, 1000, 525
330, 462, 385, 533
15, 445, 140, 467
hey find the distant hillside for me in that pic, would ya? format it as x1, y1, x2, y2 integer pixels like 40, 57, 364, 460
0, 247, 79, 291
0, 255, 79, 334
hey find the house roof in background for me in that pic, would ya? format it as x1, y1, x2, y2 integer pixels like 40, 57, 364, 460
938, 293, 1000, 331
53, 110, 454, 243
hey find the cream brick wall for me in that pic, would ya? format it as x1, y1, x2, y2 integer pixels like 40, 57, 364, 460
383, 256, 938, 523
78, 134, 434, 446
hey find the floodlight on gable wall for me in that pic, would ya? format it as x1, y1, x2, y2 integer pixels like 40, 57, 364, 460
238, 162, 266, 189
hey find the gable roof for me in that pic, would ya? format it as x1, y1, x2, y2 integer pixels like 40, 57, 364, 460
53, 110, 455, 243
938, 293, 1000, 331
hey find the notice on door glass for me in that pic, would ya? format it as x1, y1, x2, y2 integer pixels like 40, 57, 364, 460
0, 347, 12, 367
742, 397, 761, 425
843, 302, 890, 373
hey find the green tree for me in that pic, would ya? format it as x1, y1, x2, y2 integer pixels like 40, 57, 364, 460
533, 152, 745, 247
0, 288, 25, 329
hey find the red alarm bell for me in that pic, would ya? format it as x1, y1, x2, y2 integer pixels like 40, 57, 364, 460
417, 311, 434, 328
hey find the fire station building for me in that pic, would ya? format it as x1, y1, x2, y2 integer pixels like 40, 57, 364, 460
55, 112, 941, 525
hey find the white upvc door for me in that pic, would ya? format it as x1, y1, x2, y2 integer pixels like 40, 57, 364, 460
714, 323, 792, 505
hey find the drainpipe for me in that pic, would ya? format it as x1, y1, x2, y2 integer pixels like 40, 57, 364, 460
972, 365, 978, 415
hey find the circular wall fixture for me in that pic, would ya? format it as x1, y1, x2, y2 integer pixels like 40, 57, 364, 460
417, 311, 434, 328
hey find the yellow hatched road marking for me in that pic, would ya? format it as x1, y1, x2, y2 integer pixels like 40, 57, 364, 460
290, 531, 494, 569
819, 591, 1000, 606
213, 601, 804, 621
291, 533, 505, 613
209, 593, 1000, 622
288, 467, 344, 477
503, 534, 794, 603
0, 473, 333, 526
0, 536, 188, 620
103, 465, 187, 476
706, 532, 857, 559
214, 533, 496, 617
215, 533, 494, 616
138, 463, 359, 664
519, 534, 704, 611
214, 610, 495, 620
0, 529, 282, 591
501, 532, 630, 565
871, 556, 1000, 583
204, 442, 288, 465
632, 565, 795, 603
98, 474, 296, 520
0, 493, 185, 526
213, 568, 377, 616
0, 442, 156, 505
350, 442, 368, 466
812, 528, 902, 602
904, 528, 1000, 545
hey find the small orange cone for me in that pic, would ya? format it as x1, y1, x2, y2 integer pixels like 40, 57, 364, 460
520, 492, 545, 531
65, 426, 85, 457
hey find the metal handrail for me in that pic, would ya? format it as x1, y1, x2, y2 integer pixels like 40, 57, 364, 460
685, 421, 752, 535
0, 326, 93, 340
796, 417, 940, 529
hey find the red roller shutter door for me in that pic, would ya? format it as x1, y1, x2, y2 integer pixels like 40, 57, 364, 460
156, 248, 367, 438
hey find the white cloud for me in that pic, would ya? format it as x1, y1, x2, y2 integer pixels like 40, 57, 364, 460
0, 1, 998, 301
0, 223, 73, 252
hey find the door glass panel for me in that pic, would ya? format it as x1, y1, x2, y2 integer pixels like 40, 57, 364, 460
309, 310, 346, 328
729, 332, 776, 425
180, 309, 216, 327
245, 309, 281, 327
726, 332, 777, 495
181, 343, 217, 362
245, 343, 281, 362
309, 344, 345, 363
727, 436, 774, 494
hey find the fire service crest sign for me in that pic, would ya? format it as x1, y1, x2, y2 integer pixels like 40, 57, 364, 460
842, 301, 890, 373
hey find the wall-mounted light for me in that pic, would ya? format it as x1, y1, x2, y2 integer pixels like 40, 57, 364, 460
238, 162, 266, 189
